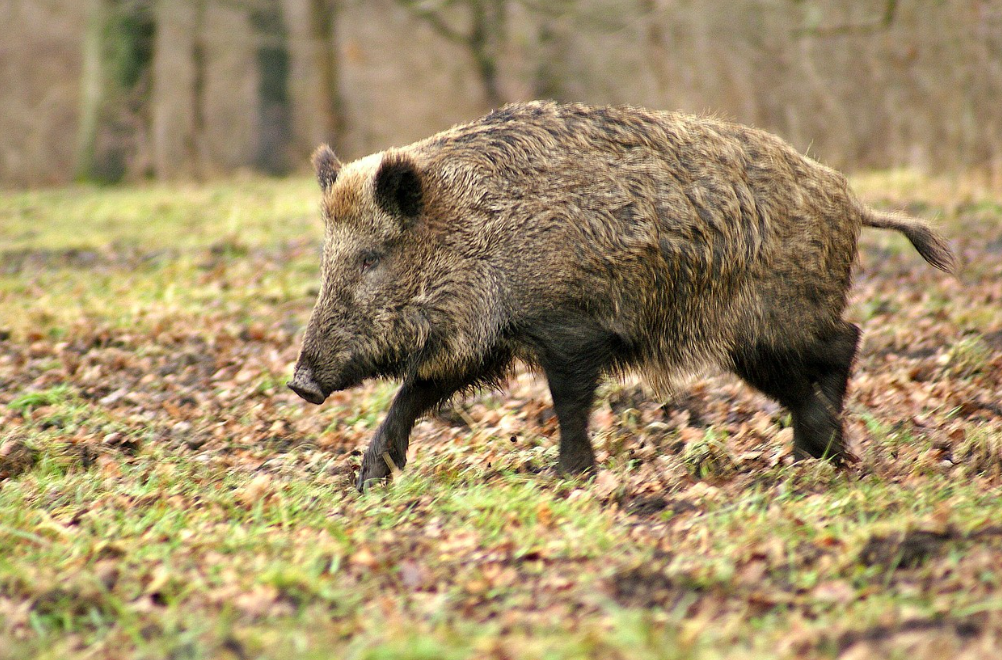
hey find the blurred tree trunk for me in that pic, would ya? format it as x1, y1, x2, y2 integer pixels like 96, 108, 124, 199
76, 0, 108, 181
532, 22, 557, 99
641, 0, 669, 100
152, 0, 208, 180
531, 5, 583, 103
186, 0, 210, 179
469, 0, 505, 108
305, 0, 344, 151
75, 0, 155, 182
396, 0, 507, 109
249, 0, 292, 174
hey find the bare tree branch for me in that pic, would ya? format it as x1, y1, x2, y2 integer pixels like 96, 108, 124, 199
795, 0, 899, 38
394, 0, 506, 107
515, 0, 578, 19
396, 0, 468, 45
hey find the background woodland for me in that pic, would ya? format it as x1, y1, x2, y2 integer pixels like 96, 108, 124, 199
2, 0, 1001, 187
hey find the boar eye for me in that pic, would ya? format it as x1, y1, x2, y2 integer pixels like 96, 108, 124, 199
359, 252, 381, 274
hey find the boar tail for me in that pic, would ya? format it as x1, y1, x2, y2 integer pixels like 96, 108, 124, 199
862, 208, 957, 274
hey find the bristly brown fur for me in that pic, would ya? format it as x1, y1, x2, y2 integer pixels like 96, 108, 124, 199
286, 101, 957, 490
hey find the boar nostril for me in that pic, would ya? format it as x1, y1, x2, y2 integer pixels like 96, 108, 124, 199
288, 369, 327, 405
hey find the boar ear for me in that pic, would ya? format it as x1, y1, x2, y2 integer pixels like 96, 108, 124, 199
374, 152, 423, 222
311, 144, 342, 191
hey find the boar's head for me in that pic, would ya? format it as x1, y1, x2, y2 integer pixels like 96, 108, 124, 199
287, 145, 436, 404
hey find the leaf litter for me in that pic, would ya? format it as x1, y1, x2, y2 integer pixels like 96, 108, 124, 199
1, 175, 1001, 659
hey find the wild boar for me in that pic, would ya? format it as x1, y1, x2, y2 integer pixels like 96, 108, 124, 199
287, 101, 955, 490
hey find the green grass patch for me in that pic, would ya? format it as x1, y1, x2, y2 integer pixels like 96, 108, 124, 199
1, 172, 1001, 658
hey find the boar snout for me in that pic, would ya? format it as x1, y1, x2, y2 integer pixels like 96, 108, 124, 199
287, 362, 328, 405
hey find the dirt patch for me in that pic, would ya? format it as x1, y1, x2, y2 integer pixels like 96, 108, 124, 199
831, 614, 987, 653
660, 391, 711, 428
606, 385, 648, 415
0, 437, 37, 479
860, 525, 1002, 571
626, 495, 699, 518
981, 328, 1002, 352
608, 567, 701, 609
858, 528, 956, 569
0, 247, 176, 275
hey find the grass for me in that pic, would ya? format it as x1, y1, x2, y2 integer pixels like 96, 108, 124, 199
1, 172, 1001, 659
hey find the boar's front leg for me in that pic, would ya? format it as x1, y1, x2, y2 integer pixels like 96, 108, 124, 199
546, 366, 599, 474
357, 377, 465, 490
536, 322, 619, 475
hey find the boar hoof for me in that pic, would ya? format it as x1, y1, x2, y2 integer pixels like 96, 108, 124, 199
356, 458, 392, 491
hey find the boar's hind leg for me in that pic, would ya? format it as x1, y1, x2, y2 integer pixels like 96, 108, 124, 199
812, 323, 860, 421
731, 322, 860, 464
795, 322, 860, 462
357, 377, 467, 490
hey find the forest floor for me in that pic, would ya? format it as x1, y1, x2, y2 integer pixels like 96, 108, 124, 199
1, 171, 1001, 659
